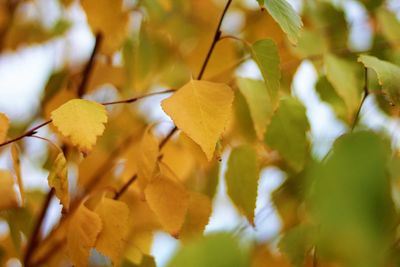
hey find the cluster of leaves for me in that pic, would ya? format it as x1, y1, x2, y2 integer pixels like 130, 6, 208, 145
0, 0, 400, 266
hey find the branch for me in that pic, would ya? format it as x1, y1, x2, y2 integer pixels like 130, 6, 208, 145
351, 67, 369, 131
113, 174, 137, 200
160, 0, 233, 148
197, 0, 233, 80
77, 33, 103, 97
0, 120, 52, 148
102, 89, 175, 106
0, 89, 174, 148
23, 188, 55, 266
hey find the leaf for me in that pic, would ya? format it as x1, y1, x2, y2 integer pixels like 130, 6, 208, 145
324, 54, 362, 120
81, 0, 129, 54
376, 8, 400, 45
315, 76, 348, 122
137, 128, 159, 195
122, 255, 156, 267
261, 0, 303, 44
311, 131, 395, 266
67, 203, 102, 267
161, 80, 234, 161
278, 225, 315, 267
237, 78, 274, 139
47, 152, 69, 210
51, 99, 108, 153
167, 233, 248, 267
94, 198, 130, 266
180, 192, 212, 241
0, 113, 9, 143
225, 145, 259, 225
265, 97, 309, 172
290, 30, 329, 58
358, 55, 400, 105
144, 174, 190, 236
0, 170, 19, 211
250, 39, 281, 101
11, 144, 23, 204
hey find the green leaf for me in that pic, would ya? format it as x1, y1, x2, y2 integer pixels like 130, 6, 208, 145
311, 131, 395, 266
237, 78, 274, 139
262, 0, 303, 44
264, 97, 309, 172
250, 39, 281, 101
376, 8, 400, 45
358, 55, 400, 106
121, 255, 156, 267
324, 54, 362, 121
315, 76, 348, 122
278, 224, 315, 267
167, 233, 248, 267
290, 30, 328, 58
225, 145, 259, 225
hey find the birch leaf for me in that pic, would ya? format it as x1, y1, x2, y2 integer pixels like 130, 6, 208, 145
51, 99, 108, 153
161, 80, 234, 161
48, 152, 69, 210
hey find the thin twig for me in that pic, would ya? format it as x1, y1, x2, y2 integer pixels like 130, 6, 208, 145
0, 120, 52, 148
159, 126, 178, 150
23, 188, 55, 267
351, 67, 369, 131
102, 89, 175, 106
159, 0, 233, 148
113, 174, 137, 200
197, 0, 233, 80
0, 90, 175, 148
77, 33, 103, 97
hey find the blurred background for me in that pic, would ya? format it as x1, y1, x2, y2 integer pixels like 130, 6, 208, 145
0, 0, 400, 266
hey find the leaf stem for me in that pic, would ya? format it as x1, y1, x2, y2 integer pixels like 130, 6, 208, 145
351, 67, 369, 131
197, 0, 233, 80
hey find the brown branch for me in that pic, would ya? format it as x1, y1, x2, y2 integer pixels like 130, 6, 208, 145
23, 188, 55, 267
0, 120, 52, 148
197, 0, 233, 80
102, 89, 175, 106
0, 89, 175, 148
113, 174, 137, 200
77, 33, 103, 97
159, 0, 233, 148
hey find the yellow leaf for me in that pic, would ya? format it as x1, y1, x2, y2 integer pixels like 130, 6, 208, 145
161, 80, 234, 161
11, 144, 24, 204
95, 198, 129, 266
145, 174, 190, 236
51, 99, 108, 153
67, 203, 102, 267
0, 112, 9, 143
43, 87, 76, 120
180, 192, 212, 241
48, 152, 69, 210
81, 0, 129, 55
0, 170, 19, 211
137, 128, 159, 195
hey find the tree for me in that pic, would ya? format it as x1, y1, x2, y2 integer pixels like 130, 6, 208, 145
0, 0, 399, 266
